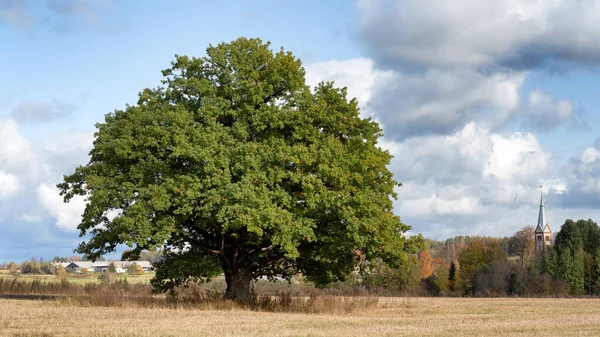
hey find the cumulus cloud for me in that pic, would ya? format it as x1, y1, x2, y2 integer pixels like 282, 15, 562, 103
352, 1, 593, 137
370, 68, 525, 139
37, 182, 86, 232
559, 141, 600, 208
372, 121, 562, 237
0, 171, 19, 198
392, 122, 554, 194
304, 58, 392, 117
484, 131, 552, 184
359, 0, 600, 70
0, 117, 92, 235
386, 120, 600, 239
304, 58, 531, 139
0, 118, 38, 181
40, 131, 94, 178
518, 91, 580, 131
10, 100, 77, 123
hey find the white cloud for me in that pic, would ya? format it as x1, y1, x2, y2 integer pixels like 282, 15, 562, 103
40, 131, 93, 178
0, 171, 19, 198
580, 147, 600, 165
16, 213, 42, 223
304, 58, 392, 117
305, 59, 528, 139
352, 0, 590, 140
484, 131, 551, 183
370, 68, 525, 138
558, 142, 600, 208
518, 91, 575, 131
359, 0, 600, 70
384, 121, 565, 237
401, 194, 485, 218
37, 182, 86, 232
43, 131, 94, 154
0, 118, 38, 180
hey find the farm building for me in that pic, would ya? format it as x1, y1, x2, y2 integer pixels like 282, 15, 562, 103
64, 261, 153, 273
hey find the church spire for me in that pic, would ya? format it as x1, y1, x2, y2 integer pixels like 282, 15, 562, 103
537, 186, 546, 227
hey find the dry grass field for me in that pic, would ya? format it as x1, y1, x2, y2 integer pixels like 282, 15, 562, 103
1, 297, 599, 336
0, 271, 156, 285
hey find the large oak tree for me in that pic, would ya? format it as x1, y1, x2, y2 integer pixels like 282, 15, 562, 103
58, 38, 423, 301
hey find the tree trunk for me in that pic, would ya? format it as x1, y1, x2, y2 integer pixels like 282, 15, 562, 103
224, 269, 253, 303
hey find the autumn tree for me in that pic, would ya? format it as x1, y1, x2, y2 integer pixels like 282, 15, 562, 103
58, 37, 423, 302
418, 251, 434, 279
508, 225, 535, 267
56, 265, 68, 280
458, 240, 507, 291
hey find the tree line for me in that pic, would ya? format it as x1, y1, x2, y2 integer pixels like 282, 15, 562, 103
355, 218, 600, 297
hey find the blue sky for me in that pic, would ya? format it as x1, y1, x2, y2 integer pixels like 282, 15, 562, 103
2, 0, 600, 262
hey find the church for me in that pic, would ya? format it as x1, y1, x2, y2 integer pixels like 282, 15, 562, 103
534, 189, 552, 256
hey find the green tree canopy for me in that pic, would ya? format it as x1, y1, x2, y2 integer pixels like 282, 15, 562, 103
546, 219, 600, 295
58, 37, 423, 301
554, 219, 600, 254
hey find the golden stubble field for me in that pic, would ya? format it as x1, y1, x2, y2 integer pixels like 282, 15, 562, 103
1, 297, 599, 336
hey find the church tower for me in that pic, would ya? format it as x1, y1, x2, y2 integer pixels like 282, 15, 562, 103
535, 187, 552, 256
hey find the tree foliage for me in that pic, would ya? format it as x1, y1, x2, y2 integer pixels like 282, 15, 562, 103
418, 251, 434, 279
360, 256, 420, 291
508, 225, 535, 267
58, 37, 423, 301
127, 263, 144, 276
546, 219, 600, 295
458, 240, 507, 291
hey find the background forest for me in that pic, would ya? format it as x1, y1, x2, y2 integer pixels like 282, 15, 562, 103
356, 218, 600, 297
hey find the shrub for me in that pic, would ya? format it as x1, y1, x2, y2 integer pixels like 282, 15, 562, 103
98, 272, 116, 284
56, 265, 69, 281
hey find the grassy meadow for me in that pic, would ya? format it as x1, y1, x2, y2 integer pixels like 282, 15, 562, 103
1, 297, 600, 336
0, 270, 156, 285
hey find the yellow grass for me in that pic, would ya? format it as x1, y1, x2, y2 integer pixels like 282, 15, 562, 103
0, 272, 156, 285
1, 297, 599, 336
